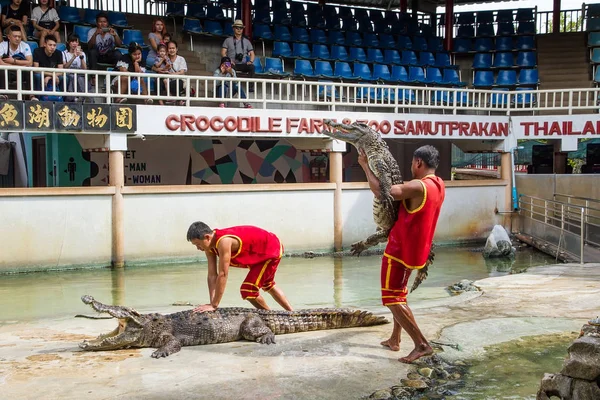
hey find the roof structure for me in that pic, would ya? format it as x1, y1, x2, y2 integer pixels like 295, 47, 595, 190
318, 0, 507, 10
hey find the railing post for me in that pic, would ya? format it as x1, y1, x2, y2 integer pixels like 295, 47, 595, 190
580, 207, 585, 264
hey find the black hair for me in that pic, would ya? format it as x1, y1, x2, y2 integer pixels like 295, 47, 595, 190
186, 221, 212, 241
67, 34, 80, 43
413, 145, 440, 169
96, 12, 108, 22
128, 42, 142, 54
8, 25, 21, 33
44, 35, 57, 44
167, 39, 178, 49
156, 43, 167, 52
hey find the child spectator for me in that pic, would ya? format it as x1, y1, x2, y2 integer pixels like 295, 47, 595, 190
62, 34, 90, 102
214, 56, 251, 109
161, 32, 171, 45
151, 43, 170, 73
31, 0, 60, 47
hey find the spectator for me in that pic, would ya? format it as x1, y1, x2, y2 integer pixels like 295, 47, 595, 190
221, 19, 255, 90
33, 35, 64, 101
111, 42, 153, 104
214, 56, 251, 109
151, 43, 170, 73
1, 0, 28, 40
156, 40, 187, 106
161, 32, 171, 45
87, 11, 122, 70
147, 17, 168, 66
0, 25, 35, 100
62, 34, 90, 102
31, 0, 60, 47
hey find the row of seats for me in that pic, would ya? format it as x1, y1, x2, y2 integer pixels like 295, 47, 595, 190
72, 25, 149, 50
182, 18, 234, 38
472, 51, 537, 69
59, 7, 132, 30
272, 43, 457, 69
456, 21, 535, 38
446, 9, 535, 25
473, 69, 539, 88
252, 27, 444, 52
166, 2, 233, 21
454, 36, 535, 53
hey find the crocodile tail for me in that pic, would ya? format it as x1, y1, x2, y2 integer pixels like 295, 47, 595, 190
262, 309, 389, 335
410, 266, 428, 293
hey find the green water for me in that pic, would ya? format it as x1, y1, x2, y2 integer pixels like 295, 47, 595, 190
0, 245, 556, 323
449, 333, 577, 400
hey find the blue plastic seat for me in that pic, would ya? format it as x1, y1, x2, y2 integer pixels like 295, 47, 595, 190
396, 35, 412, 50
384, 49, 402, 65
497, 22, 515, 36
325, 15, 341, 31
453, 38, 472, 53
348, 47, 367, 62
272, 41, 292, 58
353, 62, 374, 81
327, 31, 345, 46
203, 20, 223, 36
354, 8, 369, 22
435, 52, 453, 68
592, 48, 600, 64
388, 65, 408, 83
419, 51, 436, 66
274, 25, 292, 42
314, 60, 336, 79
292, 42, 311, 59
83, 9, 101, 25
311, 44, 331, 60
412, 36, 428, 51
333, 61, 358, 80
457, 25, 475, 38
254, 9, 271, 24
473, 53, 492, 69
253, 58, 266, 75
493, 52, 514, 68
372, 63, 391, 81
441, 68, 466, 86
515, 88, 536, 106
223, 23, 233, 37
516, 51, 536, 67
497, 9, 514, 22
517, 21, 535, 35
496, 69, 517, 87
366, 48, 383, 63
345, 31, 362, 47
428, 37, 444, 52
253, 23, 273, 40
358, 19, 374, 33
307, 4, 325, 29
363, 33, 379, 48
589, 3, 600, 18
292, 27, 309, 43
477, 11, 494, 24
379, 34, 396, 49
588, 18, 600, 32
477, 23, 495, 37
264, 57, 291, 77
589, 32, 600, 46
122, 30, 148, 48
518, 68, 539, 87
424, 67, 443, 85
108, 11, 130, 28
273, 9, 292, 25
419, 23, 434, 37
516, 8, 534, 22
474, 37, 493, 52
26, 41, 38, 52
182, 18, 203, 34
473, 70, 494, 87
309, 29, 327, 44
291, 12, 307, 27
490, 89, 510, 106
495, 37, 514, 51
56, 43, 67, 52
408, 66, 426, 83
330, 45, 348, 61
369, 9, 385, 22
385, 10, 399, 25
187, 3, 207, 19
323, 5, 338, 19
73, 25, 92, 44
293, 59, 315, 78
401, 50, 418, 66
58, 6, 82, 25
516, 36, 535, 50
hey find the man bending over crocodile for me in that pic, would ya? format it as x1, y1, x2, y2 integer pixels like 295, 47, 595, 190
358, 145, 445, 364
187, 222, 293, 313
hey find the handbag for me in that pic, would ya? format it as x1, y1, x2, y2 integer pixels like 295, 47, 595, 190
37, 9, 55, 30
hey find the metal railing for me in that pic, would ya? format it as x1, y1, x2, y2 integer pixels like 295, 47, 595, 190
2, 65, 600, 114
519, 194, 600, 263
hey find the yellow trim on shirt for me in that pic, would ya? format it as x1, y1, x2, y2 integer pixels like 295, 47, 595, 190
383, 252, 427, 270
215, 234, 243, 260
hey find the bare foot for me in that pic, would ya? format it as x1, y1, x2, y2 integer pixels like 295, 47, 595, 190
399, 343, 433, 363
380, 338, 400, 352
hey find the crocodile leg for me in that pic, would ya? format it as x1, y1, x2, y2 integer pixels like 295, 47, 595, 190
151, 333, 182, 358
240, 314, 276, 344
351, 229, 390, 256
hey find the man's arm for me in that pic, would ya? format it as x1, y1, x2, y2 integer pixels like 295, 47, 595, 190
206, 251, 218, 304
193, 237, 232, 312
87, 28, 97, 47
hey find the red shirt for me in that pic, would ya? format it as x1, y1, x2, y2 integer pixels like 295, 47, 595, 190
384, 175, 445, 269
211, 226, 282, 268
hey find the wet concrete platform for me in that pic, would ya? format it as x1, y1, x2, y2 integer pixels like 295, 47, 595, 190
1, 263, 599, 400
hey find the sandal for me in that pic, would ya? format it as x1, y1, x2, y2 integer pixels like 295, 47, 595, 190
115, 98, 126, 104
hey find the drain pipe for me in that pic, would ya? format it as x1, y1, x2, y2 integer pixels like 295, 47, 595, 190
510, 145, 524, 211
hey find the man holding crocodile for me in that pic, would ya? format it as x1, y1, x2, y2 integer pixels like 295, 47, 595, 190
357, 144, 445, 364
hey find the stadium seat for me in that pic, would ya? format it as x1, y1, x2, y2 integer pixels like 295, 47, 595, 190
293, 59, 315, 78
73, 25, 92, 46
592, 48, 600, 64
408, 66, 426, 83
353, 62, 374, 81
379, 34, 396, 49
187, 3, 207, 20
496, 9, 514, 23
108, 11, 130, 29
441, 68, 466, 86
419, 51, 436, 66
516, 36, 535, 50
396, 35, 412, 50
366, 48, 384, 64
384, 49, 402, 65
473, 70, 494, 87
292, 42, 311, 59
477, 23, 495, 37
253, 58, 266, 75
388, 65, 409, 83
345, 31, 362, 47
363, 33, 379, 48
122, 30, 148, 48
428, 37, 444, 52
310, 29, 327, 44
330, 45, 348, 61
457, 25, 475, 38
474, 37, 493, 52
327, 31, 345, 46
274, 25, 292, 42
412, 36, 428, 51
272, 41, 292, 58
182, 18, 203, 34
206, 5, 227, 21
517, 21, 535, 35
254, 9, 271, 24
496, 69, 517, 87
518, 68, 539, 87
253, 24, 273, 40
325, 15, 341, 31
457, 12, 475, 25
203, 20, 223, 36
493, 52, 514, 68
56, 43, 67, 52
587, 18, 600, 32
477, 11, 494, 24
424, 67, 443, 85
401, 50, 418, 66
372, 63, 391, 81
516, 51, 536, 67
588, 32, 600, 46
83, 9, 101, 26
292, 27, 309, 43
435, 52, 455, 69
264, 57, 291, 77
490, 88, 510, 106
314, 60, 336, 79
311, 44, 331, 60
588, 3, 600, 18
472, 53, 493, 69
453, 38, 472, 53
348, 47, 367, 62
516, 8, 534, 22
514, 87, 536, 106
333, 61, 359, 80
497, 22, 515, 36
341, 16, 357, 31
495, 36, 514, 51
273, 9, 292, 26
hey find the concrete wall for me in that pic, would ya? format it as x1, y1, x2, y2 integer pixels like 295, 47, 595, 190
0, 182, 508, 271
516, 174, 600, 201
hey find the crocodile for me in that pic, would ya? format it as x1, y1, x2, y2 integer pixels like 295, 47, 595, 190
322, 119, 433, 292
78, 295, 389, 358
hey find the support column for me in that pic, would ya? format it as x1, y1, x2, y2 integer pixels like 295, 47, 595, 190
553, 0, 561, 33
242, 0, 252, 38
400, 0, 407, 13
500, 152, 513, 228
329, 151, 343, 251
444, 0, 454, 51
109, 150, 125, 268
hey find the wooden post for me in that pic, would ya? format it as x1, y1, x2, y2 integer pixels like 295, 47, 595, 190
553, 0, 561, 33
444, 0, 454, 52
329, 152, 343, 251
109, 150, 125, 268
500, 152, 513, 230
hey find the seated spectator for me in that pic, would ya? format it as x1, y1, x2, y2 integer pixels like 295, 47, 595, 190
1, 0, 28, 40
33, 35, 64, 101
87, 11, 122, 70
214, 56, 251, 109
111, 42, 153, 104
0, 25, 35, 100
151, 43, 170, 73
161, 32, 171, 45
31, 0, 60, 47
147, 17, 168, 66
221, 20, 255, 90
62, 34, 90, 102
155, 40, 187, 105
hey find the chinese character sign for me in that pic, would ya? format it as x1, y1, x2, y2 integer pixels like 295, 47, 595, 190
55, 104, 83, 131
0, 101, 23, 130
25, 101, 53, 130
111, 105, 136, 133
83, 104, 110, 131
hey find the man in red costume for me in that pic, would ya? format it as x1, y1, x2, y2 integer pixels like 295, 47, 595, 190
358, 145, 445, 363
187, 222, 293, 313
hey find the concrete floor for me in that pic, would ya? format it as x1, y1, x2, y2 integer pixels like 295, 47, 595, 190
1, 263, 599, 400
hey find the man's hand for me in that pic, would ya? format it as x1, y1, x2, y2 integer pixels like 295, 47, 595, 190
357, 148, 368, 170
192, 304, 216, 313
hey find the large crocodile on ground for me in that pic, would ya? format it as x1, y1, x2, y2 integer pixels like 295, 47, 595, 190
322, 119, 433, 292
78, 295, 389, 358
